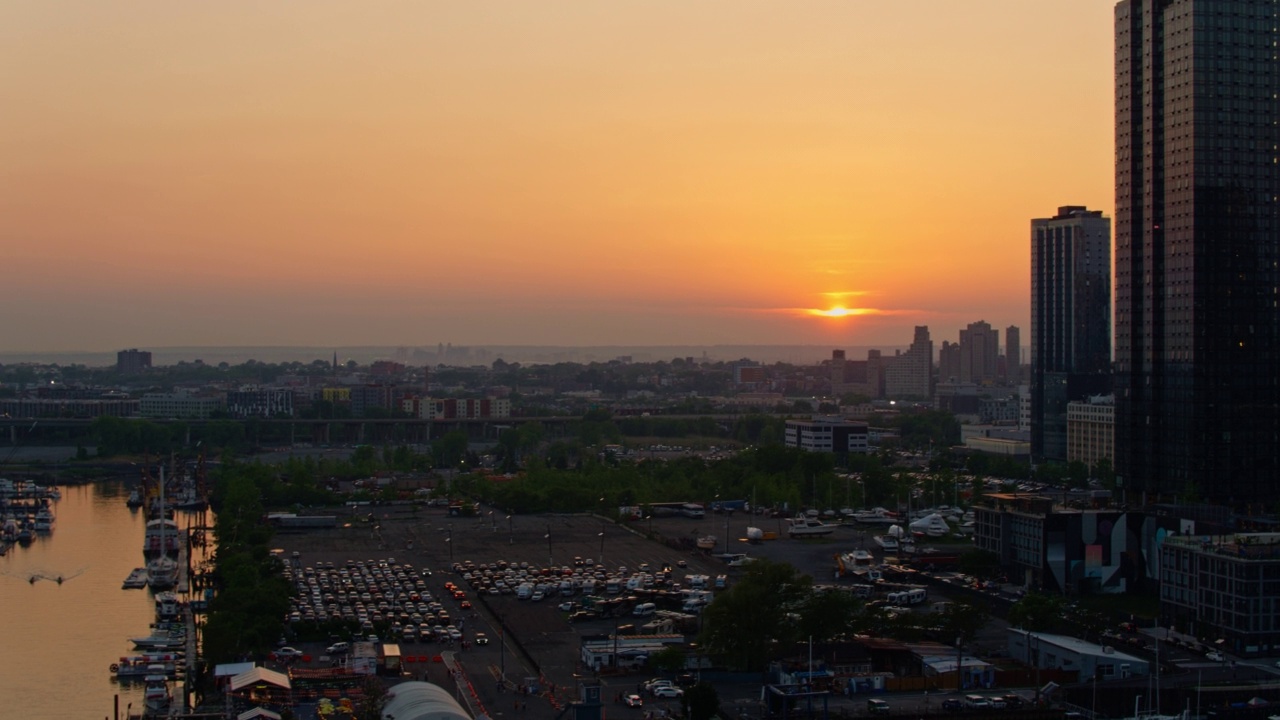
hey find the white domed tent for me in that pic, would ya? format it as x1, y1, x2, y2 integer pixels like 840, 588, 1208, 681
381, 681, 473, 720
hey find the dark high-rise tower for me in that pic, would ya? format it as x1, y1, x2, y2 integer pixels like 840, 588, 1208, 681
959, 320, 999, 385
1005, 325, 1021, 384
1030, 207, 1112, 463
1114, 0, 1280, 506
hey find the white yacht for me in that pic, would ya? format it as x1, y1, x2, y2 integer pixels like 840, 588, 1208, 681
853, 507, 899, 525
143, 674, 171, 711
787, 515, 835, 538
146, 470, 180, 590
873, 534, 900, 552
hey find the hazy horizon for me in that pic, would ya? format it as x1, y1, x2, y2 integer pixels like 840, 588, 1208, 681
1, 2, 1114, 352
1, 343, 914, 368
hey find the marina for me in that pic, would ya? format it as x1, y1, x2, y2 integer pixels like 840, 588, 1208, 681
0, 479, 212, 719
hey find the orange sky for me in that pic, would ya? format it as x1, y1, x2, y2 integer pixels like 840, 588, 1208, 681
0, 1, 1116, 354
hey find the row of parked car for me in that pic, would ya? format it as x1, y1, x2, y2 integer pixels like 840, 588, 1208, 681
941, 694, 1025, 712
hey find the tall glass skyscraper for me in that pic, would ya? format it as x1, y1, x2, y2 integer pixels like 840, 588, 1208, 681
1114, 0, 1279, 507
1030, 207, 1112, 463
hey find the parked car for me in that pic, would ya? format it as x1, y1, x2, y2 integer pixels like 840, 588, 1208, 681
625, 694, 644, 708
642, 679, 673, 692
1206, 650, 1225, 661
325, 641, 350, 655
652, 686, 684, 699
1002, 695, 1025, 710
475, 632, 489, 646
275, 647, 304, 659
867, 699, 890, 715
941, 698, 963, 713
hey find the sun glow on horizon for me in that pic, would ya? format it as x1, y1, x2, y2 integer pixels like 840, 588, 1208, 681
810, 306, 872, 318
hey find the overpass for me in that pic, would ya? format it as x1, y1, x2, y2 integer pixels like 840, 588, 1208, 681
0, 413, 750, 446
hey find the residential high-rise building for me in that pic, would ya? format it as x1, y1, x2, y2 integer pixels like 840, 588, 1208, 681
938, 341, 961, 384
1114, 0, 1280, 507
1030, 206, 1113, 462
959, 321, 999, 385
1005, 326, 1021, 384
116, 348, 152, 375
883, 326, 934, 399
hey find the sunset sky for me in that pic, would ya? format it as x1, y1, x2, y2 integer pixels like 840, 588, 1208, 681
0, 1, 1116, 354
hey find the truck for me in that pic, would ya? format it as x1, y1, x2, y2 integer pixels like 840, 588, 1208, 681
380, 643, 402, 675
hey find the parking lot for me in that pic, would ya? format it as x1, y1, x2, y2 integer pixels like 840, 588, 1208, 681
270, 503, 768, 718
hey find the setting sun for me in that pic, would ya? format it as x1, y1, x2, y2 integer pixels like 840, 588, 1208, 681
809, 307, 870, 318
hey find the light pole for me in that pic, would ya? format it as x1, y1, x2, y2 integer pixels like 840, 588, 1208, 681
446, 527, 453, 565
599, 525, 605, 564
489, 511, 496, 532
506, 514, 513, 545
545, 525, 552, 566
722, 507, 729, 554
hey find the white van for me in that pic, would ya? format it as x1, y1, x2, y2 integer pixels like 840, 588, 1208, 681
965, 695, 990, 710
633, 602, 657, 617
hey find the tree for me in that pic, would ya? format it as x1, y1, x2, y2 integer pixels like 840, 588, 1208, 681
1008, 592, 1066, 632
684, 682, 720, 720
795, 588, 865, 642
957, 549, 1001, 579
698, 559, 811, 671
356, 675, 389, 720
648, 645, 687, 674
933, 599, 989, 645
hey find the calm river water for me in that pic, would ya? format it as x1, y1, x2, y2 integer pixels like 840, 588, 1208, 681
0, 481, 211, 720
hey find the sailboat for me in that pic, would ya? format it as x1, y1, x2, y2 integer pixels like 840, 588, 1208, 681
146, 469, 179, 591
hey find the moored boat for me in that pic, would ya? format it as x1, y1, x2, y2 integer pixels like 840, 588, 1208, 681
112, 654, 180, 678
131, 630, 186, 650
143, 673, 171, 711
122, 567, 148, 589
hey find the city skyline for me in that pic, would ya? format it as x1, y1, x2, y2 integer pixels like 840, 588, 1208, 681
1, 2, 1115, 352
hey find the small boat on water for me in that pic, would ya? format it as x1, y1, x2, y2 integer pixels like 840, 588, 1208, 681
33, 505, 54, 532
143, 674, 171, 711
112, 654, 180, 678
122, 568, 148, 589
169, 482, 208, 511
126, 488, 144, 509
155, 591, 183, 620
131, 630, 186, 650
787, 515, 836, 538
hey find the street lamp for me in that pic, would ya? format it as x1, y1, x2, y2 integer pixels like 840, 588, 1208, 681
545, 525, 552, 566
446, 527, 454, 564
599, 524, 605, 563
489, 510, 496, 532
506, 514, 513, 545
